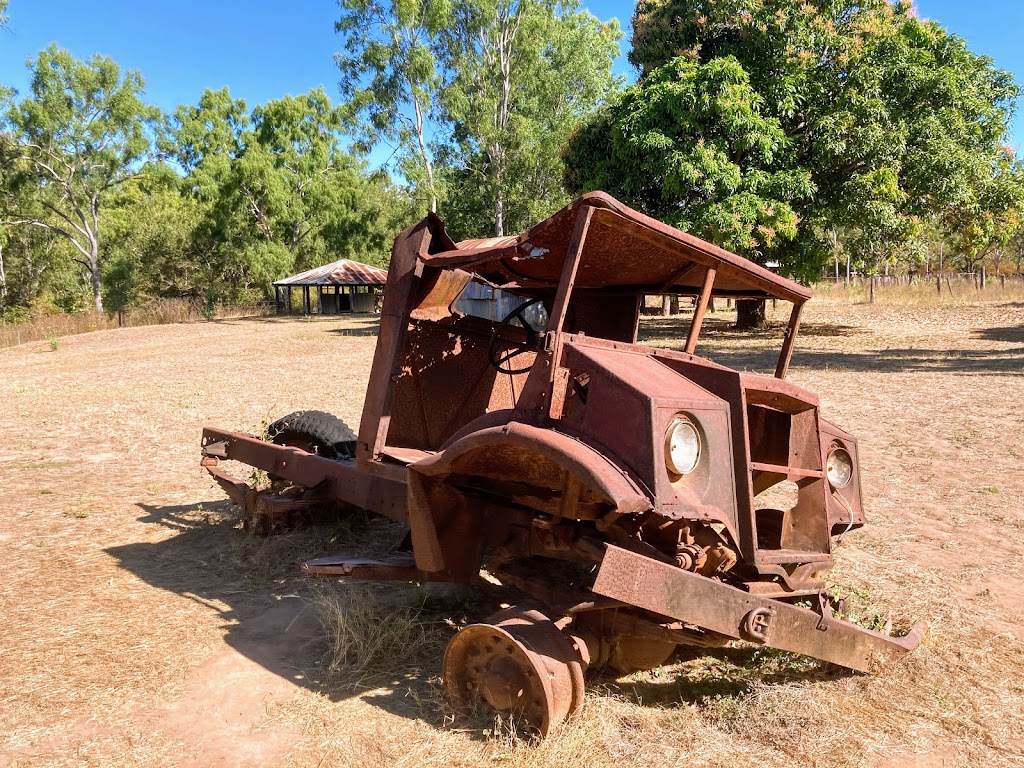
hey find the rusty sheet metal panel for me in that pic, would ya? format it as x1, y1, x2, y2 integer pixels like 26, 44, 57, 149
559, 340, 740, 538
386, 318, 531, 451
592, 545, 925, 673
272, 258, 388, 287
422, 192, 811, 303
200, 427, 408, 522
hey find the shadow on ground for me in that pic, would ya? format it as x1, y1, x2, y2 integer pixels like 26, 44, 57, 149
105, 502, 480, 729
973, 324, 1024, 343
107, 500, 845, 736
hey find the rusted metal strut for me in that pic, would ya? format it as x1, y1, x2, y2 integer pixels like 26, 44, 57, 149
592, 545, 926, 673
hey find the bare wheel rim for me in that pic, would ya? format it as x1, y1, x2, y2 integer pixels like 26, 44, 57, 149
442, 607, 585, 737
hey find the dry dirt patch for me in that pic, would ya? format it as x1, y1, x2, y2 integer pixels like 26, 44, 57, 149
0, 301, 1022, 767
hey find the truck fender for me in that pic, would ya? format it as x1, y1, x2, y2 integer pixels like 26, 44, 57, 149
406, 421, 653, 573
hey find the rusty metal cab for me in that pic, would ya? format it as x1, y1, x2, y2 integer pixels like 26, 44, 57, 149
200, 192, 923, 737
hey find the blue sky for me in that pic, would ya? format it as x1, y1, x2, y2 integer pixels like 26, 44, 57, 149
2, 0, 1023, 159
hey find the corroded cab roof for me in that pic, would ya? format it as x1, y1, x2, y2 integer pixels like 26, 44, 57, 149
422, 191, 810, 304
273, 258, 388, 287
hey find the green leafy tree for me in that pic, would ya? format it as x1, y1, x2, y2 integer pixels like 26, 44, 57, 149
565, 57, 813, 259
942, 147, 1024, 279
440, 0, 622, 236
169, 88, 409, 304
570, 0, 1019, 325
335, 0, 448, 212
0, 45, 160, 312
102, 163, 203, 308
628, 0, 1018, 269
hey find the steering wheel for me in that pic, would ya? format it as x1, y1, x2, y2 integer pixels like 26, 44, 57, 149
488, 297, 545, 375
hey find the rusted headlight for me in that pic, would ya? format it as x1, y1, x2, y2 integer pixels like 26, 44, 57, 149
826, 447, 853, 488
665, 417, 701, 476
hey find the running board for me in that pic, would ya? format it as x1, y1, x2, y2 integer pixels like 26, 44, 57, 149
592, 545, 926, 673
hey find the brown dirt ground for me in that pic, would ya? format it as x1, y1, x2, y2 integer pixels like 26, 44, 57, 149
1, 297, 1022, 768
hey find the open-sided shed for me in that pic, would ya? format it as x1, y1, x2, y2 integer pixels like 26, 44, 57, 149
273, 258, 387, 315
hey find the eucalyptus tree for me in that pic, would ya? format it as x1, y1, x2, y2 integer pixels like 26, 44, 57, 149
0, 45, 160, 312
335, 0, 447, 212
439, 0, 621, 236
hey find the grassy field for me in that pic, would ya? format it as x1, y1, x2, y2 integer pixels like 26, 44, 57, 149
0, 295, 1022, 767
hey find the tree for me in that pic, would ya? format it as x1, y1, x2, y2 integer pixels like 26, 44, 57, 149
335, 0, 447, 212
168, 88, 410, 304
0, 45, 160, 312
566, 57, 812, 252
572, 0, 1019, 326
440, 0, 621, 236
102, 164, 202, 309
942, 147, 1024, 281
629, 1, 1018, 266
565, 56, 814, 327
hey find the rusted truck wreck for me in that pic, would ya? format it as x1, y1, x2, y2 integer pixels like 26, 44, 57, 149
201, 191, 924, 735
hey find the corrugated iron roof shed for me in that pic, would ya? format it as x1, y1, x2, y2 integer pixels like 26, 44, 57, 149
273, 259, 388, 287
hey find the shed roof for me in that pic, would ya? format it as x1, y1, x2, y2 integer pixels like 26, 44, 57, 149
273, 258, 388, 287
421, 192, 810, 303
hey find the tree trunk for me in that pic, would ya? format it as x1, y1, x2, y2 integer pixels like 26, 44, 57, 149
735, 299, 767, 329
90, 197, 103, 313
494, 181, 504, 237
660, 295, 670, 317
90, 240, 103, 313
670, 295, 679, 314
0, 240, 6, 314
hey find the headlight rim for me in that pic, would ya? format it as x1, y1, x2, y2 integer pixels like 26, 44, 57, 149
826, 444, 853, 489
665, 414, 702, 477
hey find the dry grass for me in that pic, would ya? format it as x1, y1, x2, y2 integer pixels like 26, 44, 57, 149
814, 274, 1024, 306
316, 585, 442, 683
0, 298, 270, 348
0, 301, 1022, 767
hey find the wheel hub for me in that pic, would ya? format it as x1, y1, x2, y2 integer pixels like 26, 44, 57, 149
442, 607, 585, 737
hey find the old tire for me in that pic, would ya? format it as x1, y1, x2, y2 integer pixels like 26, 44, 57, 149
267, 410, 356, 459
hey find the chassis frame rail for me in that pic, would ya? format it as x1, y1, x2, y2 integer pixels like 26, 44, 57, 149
593, 545, 926, 673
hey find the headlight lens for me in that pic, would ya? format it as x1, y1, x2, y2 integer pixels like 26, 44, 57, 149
665, 417, 701, 476
826, 447, 853, 488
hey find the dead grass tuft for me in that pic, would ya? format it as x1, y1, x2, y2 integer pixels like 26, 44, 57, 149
814, 275, 1024, 306
315, 584, 440, 684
